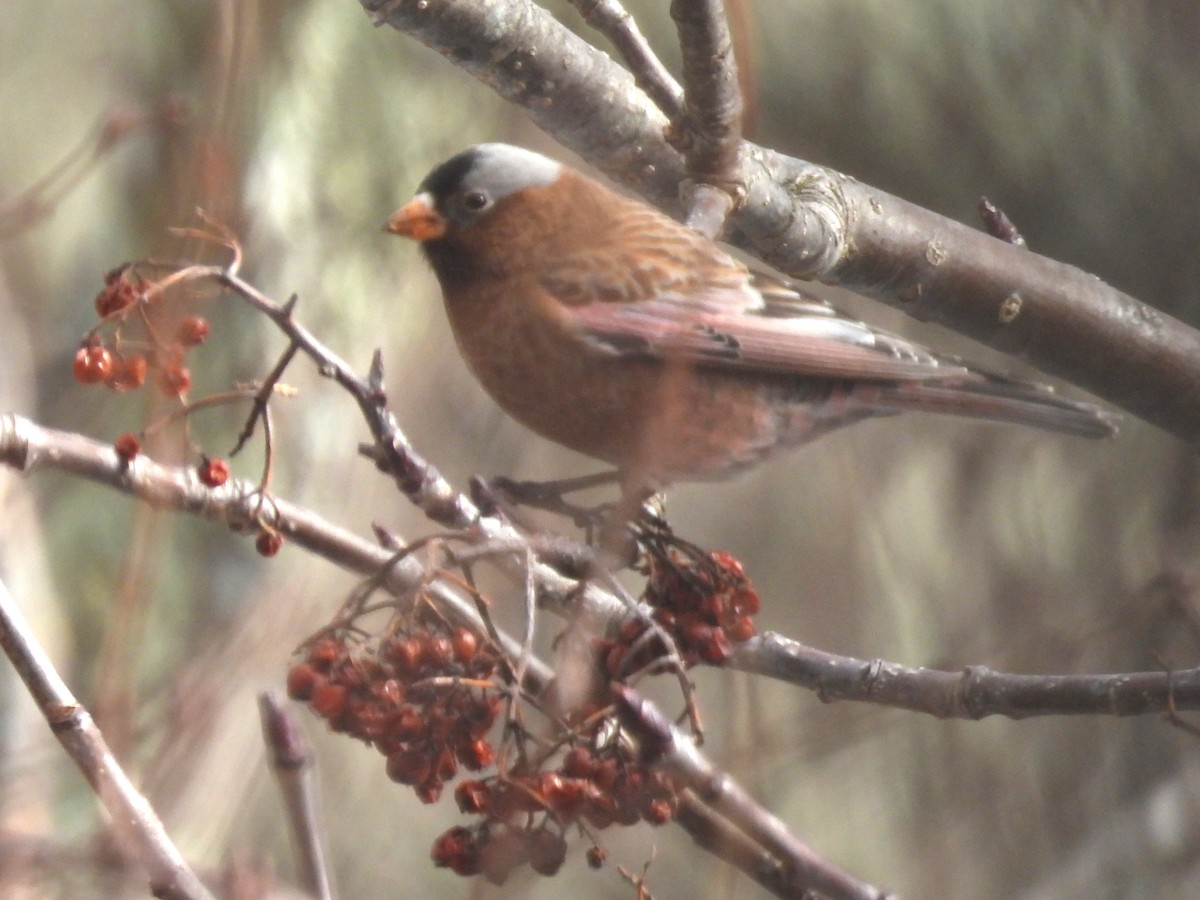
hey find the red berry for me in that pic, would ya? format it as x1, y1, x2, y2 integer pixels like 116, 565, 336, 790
420, 633, 453, 671
617, 617, 646, 644
699, 629, 733, 665
455, 779, 491, 814
256, 530, 283, 557
679, 616, 713, 649
435, 747, 459, 781
710, 550, 745, 578
107, 354, 148, 392
415, 776, 443, 805
592, 758, 619, 791
386, 748, 432, 786
727, 615, 756, 642
457, 737, 495, 771
73, 346, 113, 385
94, 279, 138, 317
732, 587, 761, 616
198, 457, 229, 488
562, 746, 594, 778
642, 796, 676, 825
390, 707, 424, 742
388, 636, 422, 676
176, 315, 210, 347
309, 681, 348, 718
286, 663, 318, 701
527, 829, 567, 876
450, 627, 478, 664
308, 638, 342, 668
375, 678, 404, 706
113, 432, 141, 461
431, 826, 479, 875
586, 846, 607, 869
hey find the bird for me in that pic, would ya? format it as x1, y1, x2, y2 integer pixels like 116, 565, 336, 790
385, 143, 1115, 495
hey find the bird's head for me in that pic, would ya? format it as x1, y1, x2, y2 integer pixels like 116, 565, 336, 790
386, 144, 574, 280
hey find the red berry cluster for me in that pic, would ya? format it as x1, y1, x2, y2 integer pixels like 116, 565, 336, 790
286, 619, 502, 808
432, 743, 680, 883
73, 264, 210, 399
596, 549, 760, 676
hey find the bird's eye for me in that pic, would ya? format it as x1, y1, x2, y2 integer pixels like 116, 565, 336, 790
462, 190, 490, 211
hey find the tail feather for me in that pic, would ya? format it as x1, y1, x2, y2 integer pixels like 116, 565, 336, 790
861, 377, 1118, 439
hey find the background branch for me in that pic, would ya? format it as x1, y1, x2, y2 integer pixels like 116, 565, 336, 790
0, 577, 212, 900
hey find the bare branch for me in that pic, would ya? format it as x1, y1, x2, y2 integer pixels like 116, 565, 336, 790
670, 0, 744, 237
0, 577, 213, 900
736, 632, 1200, 719
258, 693, 333, 900
570, 0, 684, 120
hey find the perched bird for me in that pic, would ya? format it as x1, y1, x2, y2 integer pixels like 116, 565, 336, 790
386, 143, 1114, 493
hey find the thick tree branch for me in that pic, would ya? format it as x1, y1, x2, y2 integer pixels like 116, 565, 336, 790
361, 0, 1200, 443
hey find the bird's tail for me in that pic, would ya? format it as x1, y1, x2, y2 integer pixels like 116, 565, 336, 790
857, 376, 1118, 439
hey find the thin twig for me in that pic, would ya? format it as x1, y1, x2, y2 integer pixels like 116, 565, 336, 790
231, 336, 301, 457
258, 692, 334, 900
570, 0, 685, 119
0, 103, 182, 240
670, 0, 745, 237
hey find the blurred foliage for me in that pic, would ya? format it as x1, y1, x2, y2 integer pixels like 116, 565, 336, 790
1, 1, 1199, 898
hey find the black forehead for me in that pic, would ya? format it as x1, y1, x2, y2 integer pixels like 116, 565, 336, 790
419, 148, 481, 200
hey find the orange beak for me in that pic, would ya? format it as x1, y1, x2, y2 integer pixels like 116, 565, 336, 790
384, 192, 446, 241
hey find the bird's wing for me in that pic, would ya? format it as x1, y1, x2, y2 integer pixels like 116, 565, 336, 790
564, 296, 973, 381
544, 250, 970, 382
536, 206, 968, 381
538, 205, 759, 311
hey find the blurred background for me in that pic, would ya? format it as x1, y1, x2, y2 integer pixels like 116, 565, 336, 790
2, 1, 1200, 897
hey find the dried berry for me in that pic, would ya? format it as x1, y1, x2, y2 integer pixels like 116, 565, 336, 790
455, 779, 490, 815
